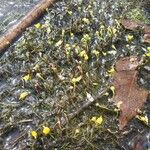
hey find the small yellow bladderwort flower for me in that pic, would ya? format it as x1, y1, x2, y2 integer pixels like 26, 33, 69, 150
90, 116, 103, 126
43, 126, 51, 135
22, 74, 31, 81
75, 128, 80, 134
95, 116, 103, 126
31, 130, 38, 139
19, 91, 30, 100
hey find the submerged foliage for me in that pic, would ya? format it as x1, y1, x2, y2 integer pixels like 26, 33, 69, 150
0, 0, 150, 150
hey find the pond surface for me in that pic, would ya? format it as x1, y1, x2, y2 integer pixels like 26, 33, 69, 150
0, 0, 40, 35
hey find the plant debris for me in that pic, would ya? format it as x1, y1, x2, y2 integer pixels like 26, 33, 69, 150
113, 56, 149, 130
121, 19, 142, 30
121, 19, 150, 44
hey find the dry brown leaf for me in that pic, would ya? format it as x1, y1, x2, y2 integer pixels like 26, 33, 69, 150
144, 34, 150, 44
121, 19, 150, 44
144, 26, 150, 34
121, 19, 142, 30
113, 56, 149, 130
143, 26, 150, 44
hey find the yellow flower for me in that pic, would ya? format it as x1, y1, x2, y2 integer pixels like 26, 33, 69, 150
110, 86, 115, 95
104, 92, 109, 96
43, 126, 51, 135
31, 130, 38, 139
34, 23, 41, 29
111, 27, 117, 35
91, 116, 97, 122
108, 67, 115, 76
136, 115, 148, 125
90, 116, 103, 126
82, 18, 90, 24
102, 52, 107, 56
95, 116, 103, 125
145, 52, 150, 57
67, 10, 73, 15
81, 34, 91, 43
71, 76, 82, 84
75, 128, 80, 134
147, 47, 150, 51
92, 50, 100, 57
112, 44, 117, 50
22, 74, 31, 81
79, 50, 89, 60
116, 101, 123, 109
127, 34, 134, 41
19, 91, 30, 100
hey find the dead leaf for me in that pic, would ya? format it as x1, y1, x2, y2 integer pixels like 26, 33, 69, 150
112, 56, 149, 130
144, 25, 150, 34
143, 26, 150, 44
121, 19, 150, 44
121, 19, 142, 30
144, 34, 150, 44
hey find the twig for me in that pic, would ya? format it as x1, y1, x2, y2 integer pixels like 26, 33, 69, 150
46, 83, 111, 148
0, 0, 55, 55
58, 79, 112, 127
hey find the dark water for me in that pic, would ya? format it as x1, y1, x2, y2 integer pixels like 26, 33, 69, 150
0, 0, 40, 35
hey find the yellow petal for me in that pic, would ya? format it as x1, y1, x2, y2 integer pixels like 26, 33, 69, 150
104, 92, 109, 96
136, 115, 148, 125
127, 34, 134, 41
102, 52, 107, 56
145, 52, 150, 57
82, 18, 90, 24
31, 130, 38, 139
108, 67, 115, 76
84, 54, 88, 60
22, 74, 31, 81
95, 103, 100, 106
147, 47, 150, 51
34, 23, 41, 29
112, 27, 117, 35
75, 128, 80, 134
116, 101, 123, 108
68, 11, 73, 15
92, 50, 100, 57
33, 64, 40, 71
90, 116, 97, 122
19, 91, 30, 100
71, 76, 82, 84
43, 126, 51, 135
110, 86, 115, 95
79, 50, 86, 57
95, 116, 103, 125
79, 50, 89, 60
112, 45, 117, 50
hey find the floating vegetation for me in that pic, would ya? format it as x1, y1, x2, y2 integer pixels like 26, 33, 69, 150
0, 0, 150, 149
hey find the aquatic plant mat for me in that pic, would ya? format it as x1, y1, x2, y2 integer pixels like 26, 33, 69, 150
0, 0, 150, 149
